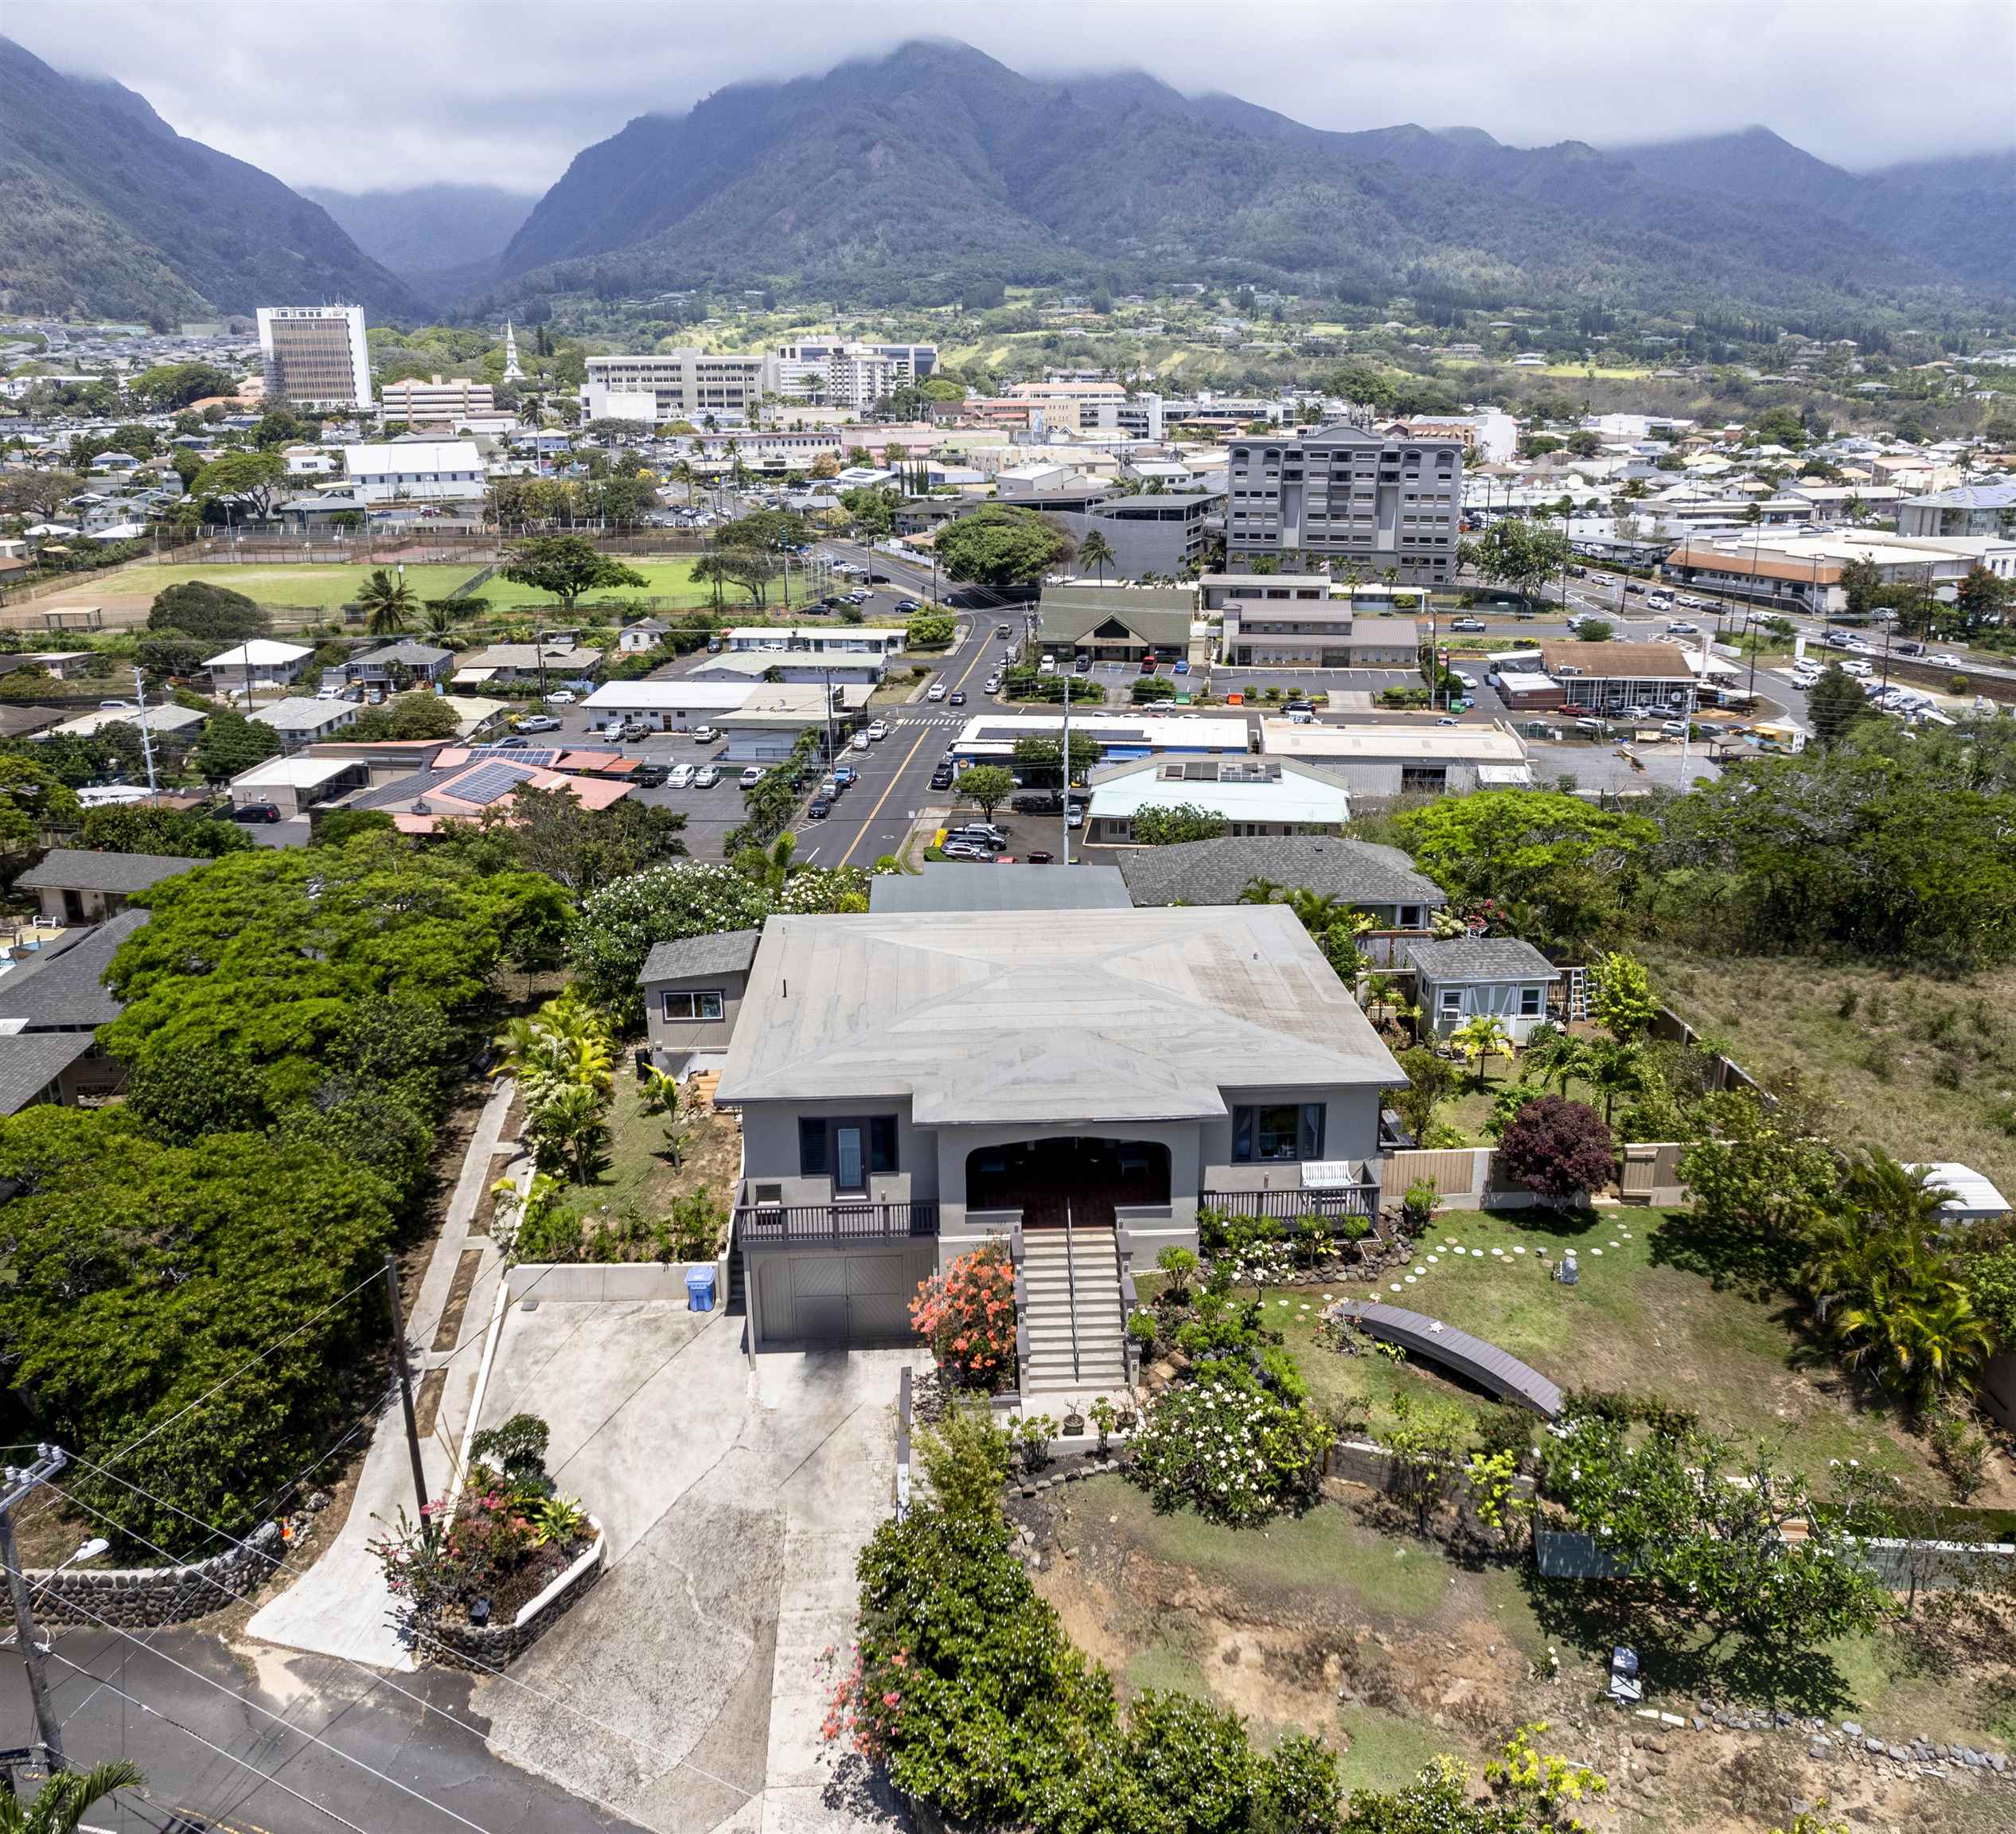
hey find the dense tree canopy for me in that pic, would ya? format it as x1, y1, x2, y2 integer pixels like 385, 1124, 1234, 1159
77, 803, 249, 859
934, 504, 1073, 587
193, 708, 284, 782
500, 534, 647, 610
146, 580, 271, 645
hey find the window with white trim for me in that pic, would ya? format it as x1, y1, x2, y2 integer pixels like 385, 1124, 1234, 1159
1519, 986, 1543, 1017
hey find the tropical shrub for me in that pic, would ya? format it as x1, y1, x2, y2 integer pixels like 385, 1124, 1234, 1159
910, 1243, 1017, 1390
1493, 1095, 1614, 1206
1129, 1377, 1333, 1526
1125, 1689, 1254, 1834
1255, 1731, 1342, 1834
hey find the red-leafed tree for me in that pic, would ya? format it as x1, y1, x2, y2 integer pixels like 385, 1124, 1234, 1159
1495, 1095, 1616, 1208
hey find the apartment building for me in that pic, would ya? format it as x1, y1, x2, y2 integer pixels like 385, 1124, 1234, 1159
1226, 425, 1464, 585
773, 341, 938, 410
257, 305, 371, 409
1002, 379, 1130, 432
579, 350, 769, 424
379, 374, 496, 423
1895, 481, 2016, 538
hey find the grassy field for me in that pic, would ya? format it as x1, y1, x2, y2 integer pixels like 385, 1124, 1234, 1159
1269, 1206, 1971, 1498
1647, 950, 2016, 1201
96, 558, 744, 615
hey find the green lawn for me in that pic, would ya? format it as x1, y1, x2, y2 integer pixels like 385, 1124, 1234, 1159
1269, 1207, 1943, 1491
101, 558, 753, 614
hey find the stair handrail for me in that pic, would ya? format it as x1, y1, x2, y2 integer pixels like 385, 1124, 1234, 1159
1063, 1197, 1082, 1384
1114, 1224, 1139, 1390
1010, 1217, 1030, 1395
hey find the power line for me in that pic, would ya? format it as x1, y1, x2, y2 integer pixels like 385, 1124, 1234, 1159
8, 1579, 501, 1834
50, 1451, 756, 1805
41, 1647, 379, 1834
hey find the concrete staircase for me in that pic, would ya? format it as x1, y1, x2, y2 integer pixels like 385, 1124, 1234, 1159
1020, 1223, 1128, 1397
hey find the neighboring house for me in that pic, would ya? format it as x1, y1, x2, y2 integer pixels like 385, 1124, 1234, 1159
14, 849, 197, 926
45, 704, 209, 744
345, 641, 455, 692
1217, 595, 1417, 667
252, 696, 363, 751
1113, 835, 1445, 931
1405, 937, 1561, 1044
453, 642, 606, 689
0, 650, 96, 681
868, 863, 1132, 913
1082, 756, 1352, 845
337, 751, 633, 835
617, 618, 672, 654
0, 707, 68, 742
1035, 586, 1195, 665
715, 906, 1403, 1357
0, 908, 147, 1112
638, 928, 760, 1079
341, 440, 486, 505
228, 755, 372, 818
204, 640, 314, 698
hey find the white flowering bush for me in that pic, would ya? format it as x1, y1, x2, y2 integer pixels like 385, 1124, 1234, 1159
1129, 1377, 1332, 1527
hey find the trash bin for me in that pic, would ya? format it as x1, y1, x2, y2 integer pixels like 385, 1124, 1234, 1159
684, 1266, 716, 1313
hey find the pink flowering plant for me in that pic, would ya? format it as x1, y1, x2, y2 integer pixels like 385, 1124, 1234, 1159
909, 1244, 1017, 1391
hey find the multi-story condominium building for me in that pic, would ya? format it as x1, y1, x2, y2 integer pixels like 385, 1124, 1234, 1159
579, 350, 769, 424
1226, 425, 1464, 586
1894, 481, 2016, 538
1003, 379, 1129, 431
379, 374, 495, 423
772, 341, 938, 409
257, 305, 371, 409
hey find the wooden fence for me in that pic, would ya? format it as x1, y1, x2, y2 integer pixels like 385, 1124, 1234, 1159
1380, 1142, 1691, 1213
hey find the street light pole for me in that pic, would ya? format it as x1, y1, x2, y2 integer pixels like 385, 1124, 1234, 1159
2, 1446, 71, 1772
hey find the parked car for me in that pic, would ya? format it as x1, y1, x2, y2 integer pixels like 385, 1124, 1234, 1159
692, 764, 720, 787
666, 763, 696, 788
930, 765, 956, 790
1140, 653, 1158, 673
865, 718, 890, 740
1173, 658, 1189, 675
1450, 616, 1485, 632
834, 763, 857, 786
514, 714, 562, 733
940, 840, 996, 860
807, 797, 833, 819
690, 725, 721, 743
926, 682, 947, 701
1026, 850, 1054, 864
1039, 655, 1058, 674
632, 763, 671, 787
1624, 582, 1646, 595
98, 699, 135, 712
1012, 791, 1063, 814
1841, 660, 1874, 677
1660, 720, 1690, 739
895, 598, 922, 613
496, 736, 531, 749
947, 823, 1008, 848
1066, 808, 1084, 829
544, 689, 575, 705
1074, 655, 1091, 673
230, 801, 283, 824
739, 765, 766, 787
706, 637, 723, 653
949, 690, 967, 705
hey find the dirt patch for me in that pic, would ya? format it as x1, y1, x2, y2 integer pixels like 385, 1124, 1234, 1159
431, 1249, 485, 1351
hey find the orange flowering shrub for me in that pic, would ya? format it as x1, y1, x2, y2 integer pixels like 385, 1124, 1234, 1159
909, 1244, 1017, 1391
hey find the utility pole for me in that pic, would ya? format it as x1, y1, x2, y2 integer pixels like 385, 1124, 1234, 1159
1060, 665, 1072, 867
131, 667, 158, 800
533, 628, 548, 702
382, 1255, 431, 1539
2, 1446, 69, 1772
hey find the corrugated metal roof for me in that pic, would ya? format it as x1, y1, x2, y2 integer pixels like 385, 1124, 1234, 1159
868, 864, 1131, 914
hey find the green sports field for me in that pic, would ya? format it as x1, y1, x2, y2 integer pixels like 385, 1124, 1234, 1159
97, 559, 745, 613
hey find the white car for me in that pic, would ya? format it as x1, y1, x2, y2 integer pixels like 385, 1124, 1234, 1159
852, 732, 872, 751
926, 683, 947, 701
1928, 652, 1964, 667
739, 765, 765, 787
865, 719, 889, 740
690, 725, 721, 743
666, 763, 696, 788
692, 764, 720, 787
1841, 659, 1874, 677
544, 689, 575, 705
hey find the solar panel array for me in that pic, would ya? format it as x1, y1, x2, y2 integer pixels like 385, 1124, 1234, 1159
452, 762, 537, 806
468, 745, 562, 767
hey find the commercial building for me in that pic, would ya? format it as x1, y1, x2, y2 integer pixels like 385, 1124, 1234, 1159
1081, 755, 1352, 845
578, 679, 872, 757
1218, 593, 1417, 667
1258, 720, 1533, 798
1047, 489, 1222, 579
257, 305, 371, 409
715, 905, 1403, 1356
1384, 411, 1518, 464
579, 351, 768, 424
379, 375, 496, 423
1226, 424, 1464, 585
1485, 641, 1737, 717
1035, 586, 1195, 665
1001, 379, 1130, 431
341, 439, 486, 505
950, 711, 1251, 771
1662, 528, 2016, 612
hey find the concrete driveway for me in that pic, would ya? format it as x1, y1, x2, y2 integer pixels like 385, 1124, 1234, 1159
469, 1298, 914, 1834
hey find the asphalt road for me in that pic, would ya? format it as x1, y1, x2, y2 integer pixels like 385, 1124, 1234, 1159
6, 1628, 645, 1834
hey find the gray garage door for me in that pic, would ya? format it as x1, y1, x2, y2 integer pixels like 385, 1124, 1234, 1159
753, 1246, 934, 1348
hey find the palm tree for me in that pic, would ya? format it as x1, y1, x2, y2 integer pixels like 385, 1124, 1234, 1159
357, 567, 419, 636
1237, 876, 1287, 906
1523, 1024, 1596, 1098
527, 1079, 612, 1184
1077, 529, 1116, 583
1450, 1013, 1514, 1090
1582, 1035, 1644, 1123
2, 1762, 145, 1832
425, 600, 458, 639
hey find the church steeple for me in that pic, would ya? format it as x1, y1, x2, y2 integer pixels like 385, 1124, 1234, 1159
502, 319, 524, 381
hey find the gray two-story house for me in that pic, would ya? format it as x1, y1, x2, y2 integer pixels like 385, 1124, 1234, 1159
713, 905, 1404, 1390
638, 929, 758, 1079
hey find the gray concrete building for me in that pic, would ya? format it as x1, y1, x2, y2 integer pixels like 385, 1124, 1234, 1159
1226, 424, 1464, 585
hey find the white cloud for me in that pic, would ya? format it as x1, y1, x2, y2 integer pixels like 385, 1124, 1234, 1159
8, 0, 2013, 196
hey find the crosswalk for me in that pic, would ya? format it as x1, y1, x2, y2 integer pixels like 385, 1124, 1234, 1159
888, 712, 965, 728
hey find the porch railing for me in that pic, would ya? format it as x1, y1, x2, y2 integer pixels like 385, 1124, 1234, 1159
1200, 1183, 1381, 1225
735, 1200, 940, 1249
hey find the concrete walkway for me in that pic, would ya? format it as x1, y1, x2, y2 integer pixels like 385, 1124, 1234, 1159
245, 1079, 522, 1671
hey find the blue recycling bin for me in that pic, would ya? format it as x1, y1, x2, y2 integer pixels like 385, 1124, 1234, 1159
685, 1266, 717, 1313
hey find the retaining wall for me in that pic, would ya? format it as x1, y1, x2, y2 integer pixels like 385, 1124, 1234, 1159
423, 1527, 605, 1670
504, 1254, 729, 1306
30, 1522, 283, 1629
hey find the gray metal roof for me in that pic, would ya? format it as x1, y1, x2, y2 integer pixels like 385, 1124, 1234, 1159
1402, 936, 1560, 983
638, 928, 762, 985
14, 850, 201, 896
0, 909, 147, 1029
1336, 1301, 1563, 1417
0, 1030, 96, 1115
353, 641, 453, 667
868, 864, 1131, 915
716, 905, 1405, 1125
1117, 836, 1445, 911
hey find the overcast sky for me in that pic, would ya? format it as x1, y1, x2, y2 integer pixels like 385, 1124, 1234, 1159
10, 1, 2013, 196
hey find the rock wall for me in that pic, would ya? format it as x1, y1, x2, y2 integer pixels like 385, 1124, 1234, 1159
31, 1523, 283, 1629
